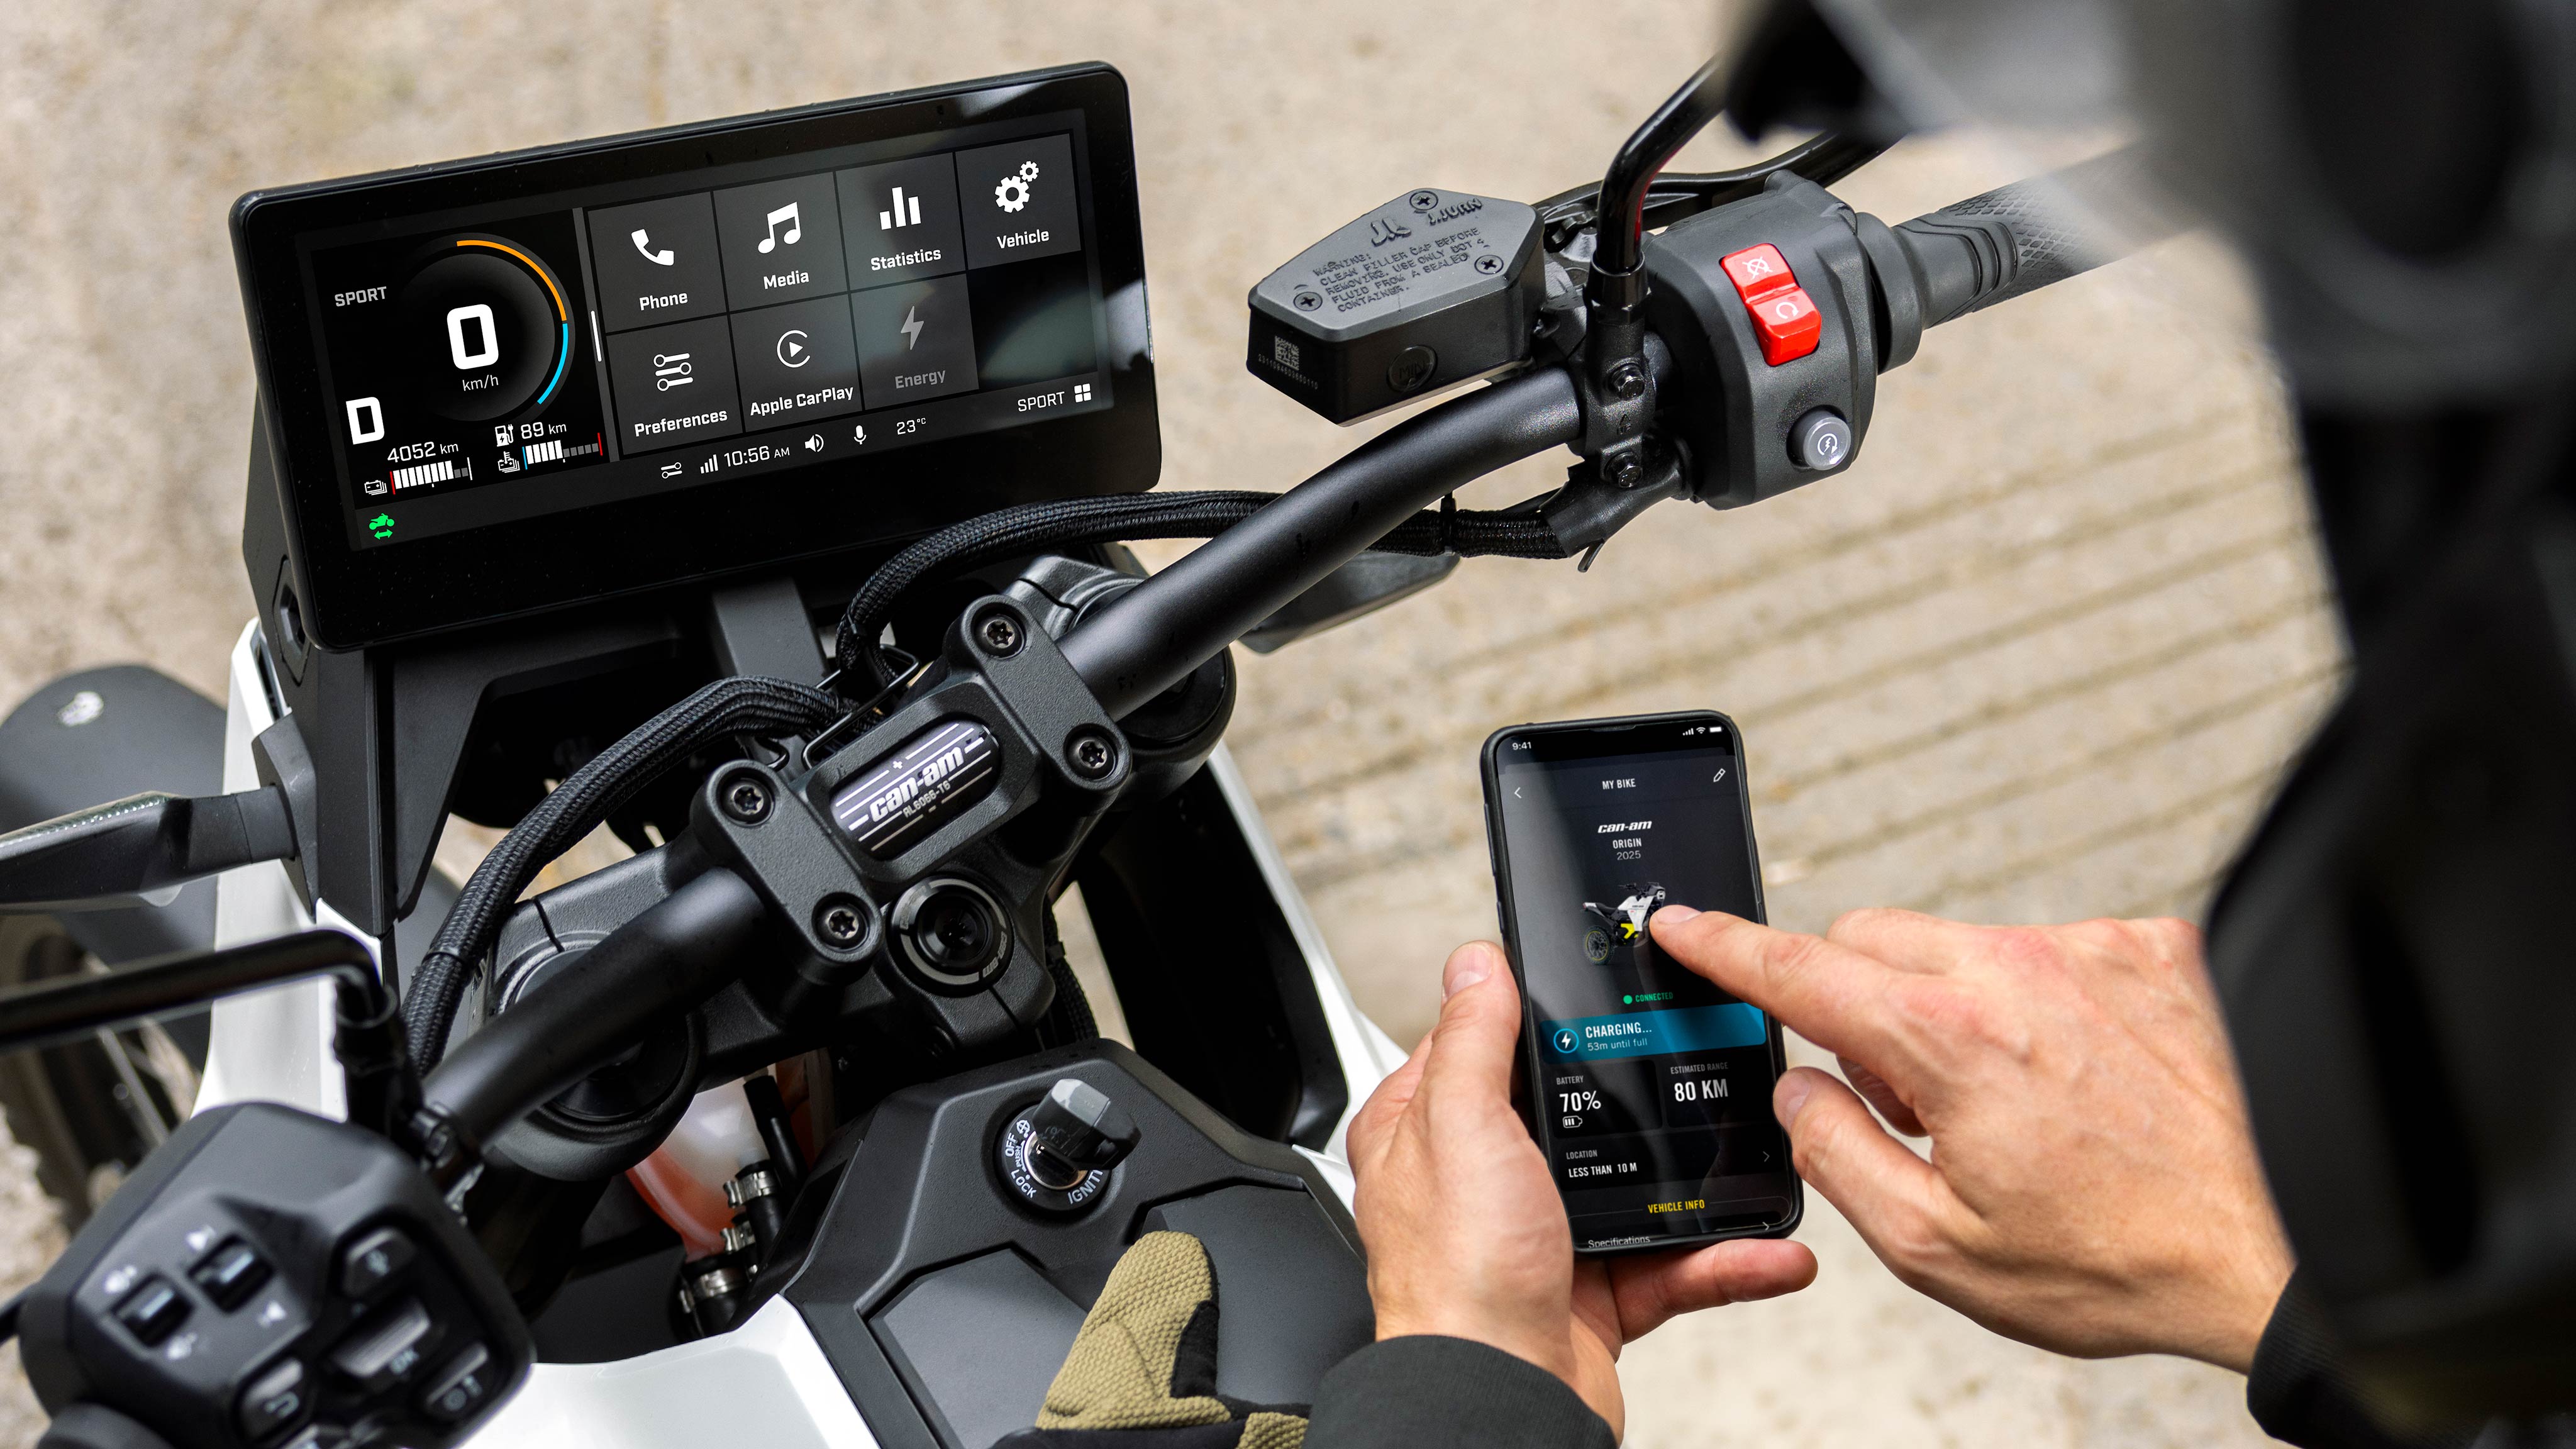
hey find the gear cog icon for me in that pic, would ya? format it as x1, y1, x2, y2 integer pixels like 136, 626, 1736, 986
994, 159, 1040, 213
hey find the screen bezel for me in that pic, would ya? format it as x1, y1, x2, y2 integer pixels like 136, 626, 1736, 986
231, 64, 1157, 650
1480, 709, 1802, 1255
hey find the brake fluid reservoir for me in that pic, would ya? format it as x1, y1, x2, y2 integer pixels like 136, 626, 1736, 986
628, 1079, 768, 1257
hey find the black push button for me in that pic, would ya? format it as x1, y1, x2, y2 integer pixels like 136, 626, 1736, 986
237, 1357, 312, 1441
337, 1226, 416, 1300
191, 1237, 272, 1310
418, 1343, 495, 1425
113, 1274, 191, 1346
330, 1297, 437, 1392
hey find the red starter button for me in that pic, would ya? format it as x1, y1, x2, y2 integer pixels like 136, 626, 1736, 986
1718, 243, 1823, 365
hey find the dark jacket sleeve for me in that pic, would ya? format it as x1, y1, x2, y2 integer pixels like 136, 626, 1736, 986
1306, 1336, 1616, 1449
2247, 1274, 2480, 1449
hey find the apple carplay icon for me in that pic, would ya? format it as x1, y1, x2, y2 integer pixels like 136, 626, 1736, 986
727, 296, 861, 428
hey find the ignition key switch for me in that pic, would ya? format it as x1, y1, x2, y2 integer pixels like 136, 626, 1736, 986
996, 1079, 1140, 1213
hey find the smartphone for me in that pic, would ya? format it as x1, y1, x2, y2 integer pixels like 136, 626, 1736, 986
1480, 711, 1801, 1253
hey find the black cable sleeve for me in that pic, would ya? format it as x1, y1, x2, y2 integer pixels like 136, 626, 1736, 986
405, 675, 838, 1070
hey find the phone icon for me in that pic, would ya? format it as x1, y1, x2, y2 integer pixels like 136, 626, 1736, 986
630, 229, 675, 267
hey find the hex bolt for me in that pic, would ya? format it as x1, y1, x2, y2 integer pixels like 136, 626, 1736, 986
1609, 362, 1646, 400
1066, 728, 1119, 782
720, 773, 772, 824
814, 896, 868, 949
975, 609, 1025, 658
1607, 455, 1643, 487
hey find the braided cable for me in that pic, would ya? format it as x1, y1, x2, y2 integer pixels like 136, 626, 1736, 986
406, 675, 840, 1070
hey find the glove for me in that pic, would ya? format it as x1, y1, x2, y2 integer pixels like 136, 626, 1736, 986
997, 1231, 1309, 1449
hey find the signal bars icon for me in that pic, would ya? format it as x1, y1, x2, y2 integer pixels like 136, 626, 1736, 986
699, 455, 719, 475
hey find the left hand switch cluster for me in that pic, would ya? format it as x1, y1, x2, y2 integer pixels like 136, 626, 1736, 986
19, 1104, 532, 1449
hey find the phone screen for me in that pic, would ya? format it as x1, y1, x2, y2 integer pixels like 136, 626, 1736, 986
1484, 713, 1799, 1252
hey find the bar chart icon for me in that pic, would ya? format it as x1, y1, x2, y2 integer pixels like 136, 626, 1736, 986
879, 186, 922, 230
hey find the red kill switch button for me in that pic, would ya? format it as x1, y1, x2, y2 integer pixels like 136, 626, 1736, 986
1719, 243, 1823, 366
1720, 244, 1794, 296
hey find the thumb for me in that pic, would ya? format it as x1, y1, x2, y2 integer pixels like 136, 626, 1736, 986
1774, 1067, 1962, 1275
1417, 941, 1522, 1103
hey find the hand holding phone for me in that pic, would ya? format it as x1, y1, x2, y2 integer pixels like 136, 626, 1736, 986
1343, 941, 1816, 1440
1482, 712, 1801, 1253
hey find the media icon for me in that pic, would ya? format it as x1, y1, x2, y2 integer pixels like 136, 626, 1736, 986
776, 329, 811, 368
756, 202, 801, 254
879, 186, 923, 230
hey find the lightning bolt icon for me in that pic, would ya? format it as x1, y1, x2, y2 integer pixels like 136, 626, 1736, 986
899, 306, 924, 351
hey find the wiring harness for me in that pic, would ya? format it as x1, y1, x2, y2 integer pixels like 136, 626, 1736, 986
406, 675, 840, 1069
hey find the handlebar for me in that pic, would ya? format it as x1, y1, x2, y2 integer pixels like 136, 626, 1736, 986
417, 865, 765, 1152
1060, 365, 1585, 716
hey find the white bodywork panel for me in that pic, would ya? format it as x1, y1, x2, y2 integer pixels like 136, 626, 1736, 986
470, 1299, 881, 1449
197, 621, 345, 1120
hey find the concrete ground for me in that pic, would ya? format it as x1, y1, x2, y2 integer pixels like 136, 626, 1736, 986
0, 2, 2334, 1445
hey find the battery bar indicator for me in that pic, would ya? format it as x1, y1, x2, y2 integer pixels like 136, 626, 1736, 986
523, 440, 565, 465
391, 460, 455, 491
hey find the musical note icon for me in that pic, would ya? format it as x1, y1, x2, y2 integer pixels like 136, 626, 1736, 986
757, 202, 802, 253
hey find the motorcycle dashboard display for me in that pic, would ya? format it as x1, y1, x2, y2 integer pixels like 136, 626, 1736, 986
233, 65, 1156, 648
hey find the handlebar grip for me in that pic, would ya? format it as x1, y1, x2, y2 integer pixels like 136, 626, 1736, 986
1892, 146, 2177, 326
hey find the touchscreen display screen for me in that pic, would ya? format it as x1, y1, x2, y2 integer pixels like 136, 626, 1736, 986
1491, 717, 1796, 1249
297, 118, 1112, 552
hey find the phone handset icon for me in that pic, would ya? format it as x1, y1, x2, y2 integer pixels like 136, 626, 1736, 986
630, 229, 675, 266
